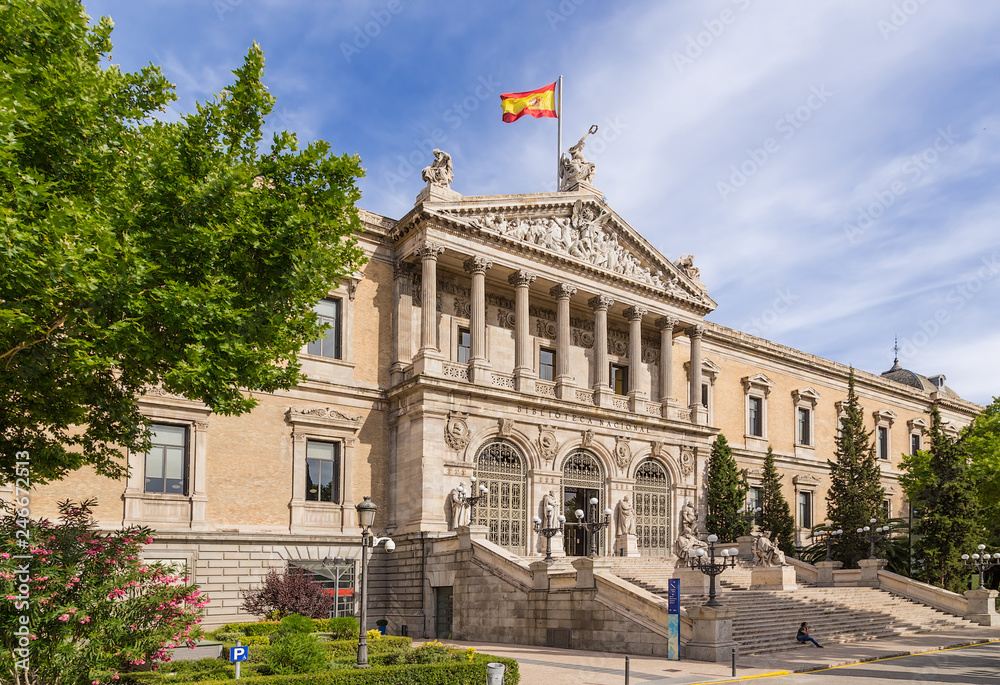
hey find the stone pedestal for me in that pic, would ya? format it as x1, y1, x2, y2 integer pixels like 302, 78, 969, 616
615, 533, 640, 558
964, 587, 1000, 626
555, 378, 576, 400
572, 557, 613, 589
468, 360, 493, 386
750, 565, 797, 591
456, 525, 489, 549
683, 606, 738, 663
410, 350, 444, 377
858, 558, 886, 587
672, 566, 711, 594
815, 560, 843, 587
530, 560, 553, 591
415, 184, 461, 203
736, 535, 756, 560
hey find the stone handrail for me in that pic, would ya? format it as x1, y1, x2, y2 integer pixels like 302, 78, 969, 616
833, 568, 861, 583
594, 572, 693, 643
787, 557, 818, 582
467, 537, 534, 592
877, 569, 969, 617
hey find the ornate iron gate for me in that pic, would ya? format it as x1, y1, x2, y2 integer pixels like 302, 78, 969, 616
634, 459, 670, 556
562, 450, 606, 556
472, 439, 526, 552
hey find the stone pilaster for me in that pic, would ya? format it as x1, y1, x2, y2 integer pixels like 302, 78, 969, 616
412, 242, 446, 376
656, 316, 677, 418
509, 270, 537, 392
688, 324, 706, 424
624, 305, 648, 413
551, 284, 577, 400
391, 260, 415, 384
464, 256, 493, 385
589, 295, 614, 407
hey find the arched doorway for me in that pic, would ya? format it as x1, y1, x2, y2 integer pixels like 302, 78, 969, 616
634, 459, 671, 556
562, 449, 606, 556
472, 439, 527, 553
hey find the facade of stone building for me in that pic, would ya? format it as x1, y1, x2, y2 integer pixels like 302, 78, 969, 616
23, 167, 981, 632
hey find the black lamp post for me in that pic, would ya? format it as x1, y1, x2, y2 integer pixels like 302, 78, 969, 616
455, 477, 489, 516
691, 534, 740, 607
813, 522, 844, 561
567, 497, 612, 558
961, 544, 1000, 589
736, 504, 761, 536
355, 497, 395, 669
532, 505, 567, 563
856, 518, 889, 559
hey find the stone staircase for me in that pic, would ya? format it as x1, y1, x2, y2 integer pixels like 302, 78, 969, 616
613, 559, 979, 655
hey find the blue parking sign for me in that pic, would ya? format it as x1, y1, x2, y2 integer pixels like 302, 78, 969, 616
230, 646, 249, 662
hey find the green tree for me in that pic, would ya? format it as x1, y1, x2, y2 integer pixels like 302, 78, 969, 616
0, 0, 365, 484
900, 407, 982, 592
760, 447, 796, 555
826, 369, 885, 568
705, 434, 748, 542
962, 396, 1000, 560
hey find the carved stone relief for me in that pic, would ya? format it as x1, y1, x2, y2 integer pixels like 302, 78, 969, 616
444, 412, 471, 451
498, 418, 514, 437
538, 426, 558, 464
581, 429, 595, 448
679, 449, 695, 479
614, 436, 632, 470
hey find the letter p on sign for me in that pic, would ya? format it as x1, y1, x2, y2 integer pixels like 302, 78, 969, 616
230, 645, 249, 662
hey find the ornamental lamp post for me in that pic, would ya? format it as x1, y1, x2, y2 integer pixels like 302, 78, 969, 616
532, 506, 566, 563
736, 504, 762, 536
355, 497, 395, 669
961, 544, 1000, 589
456, 477, 489, 516
813, 522, 844, 561
856, 518, 889, 559
691, 534, 740, 607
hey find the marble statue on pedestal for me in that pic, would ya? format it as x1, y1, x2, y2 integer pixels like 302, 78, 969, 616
616, 496, 636, 536
421, 149, 454, 188
448, 487, 471, 530
752, 530, 787, 566
674, 501, 707, 566
558, 126, 598, 190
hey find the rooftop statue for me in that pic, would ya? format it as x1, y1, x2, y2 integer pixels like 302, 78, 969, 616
558, 125, 598, 191
421, 149, 454, 188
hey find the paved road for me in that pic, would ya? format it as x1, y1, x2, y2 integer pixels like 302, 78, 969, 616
735, 642, 999, 684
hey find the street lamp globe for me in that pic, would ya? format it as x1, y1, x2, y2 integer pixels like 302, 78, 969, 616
707, 534, 718, 543
356, 496, 378, 531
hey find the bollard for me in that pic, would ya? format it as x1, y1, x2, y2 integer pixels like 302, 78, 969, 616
731, 646, 736, 677
487, 662, 506, 685
625, 655, 630, 685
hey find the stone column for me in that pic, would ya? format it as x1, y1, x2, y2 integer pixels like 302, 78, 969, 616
464, 256, 493, 385
688, 324, 706, 424
655, 316, 677, 418
589, 295, 614, 407
551, 283, 577, 400
509, 270, 537, 392
412, 241, 445, 375
624, 305, 648, 412
391, 260, 414, 384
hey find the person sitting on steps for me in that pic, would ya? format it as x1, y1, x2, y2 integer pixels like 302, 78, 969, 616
796, 622, 823, 648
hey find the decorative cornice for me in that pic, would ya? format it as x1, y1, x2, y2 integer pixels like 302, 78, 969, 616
792, 387, 822, 405
742, 373, 775, 397
286, 407, 363, 424
793, 474, 822, 486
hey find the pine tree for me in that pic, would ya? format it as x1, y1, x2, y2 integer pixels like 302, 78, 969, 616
705, 434, 749, 542
826, 369, 885, 568
760, 447, 796, 555
907, 408, 982, 592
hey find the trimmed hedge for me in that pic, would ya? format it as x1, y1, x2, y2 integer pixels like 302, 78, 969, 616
193, 657, 520, 685
214, 617, 358, 639
325, 636, 412, 658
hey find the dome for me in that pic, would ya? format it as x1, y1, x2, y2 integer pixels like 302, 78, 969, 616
880, 359, 960, 398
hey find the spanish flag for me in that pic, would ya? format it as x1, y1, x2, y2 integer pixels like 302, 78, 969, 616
500, 82, 557, 123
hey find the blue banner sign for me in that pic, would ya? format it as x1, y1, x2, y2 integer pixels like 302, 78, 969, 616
667, 578, 680, 660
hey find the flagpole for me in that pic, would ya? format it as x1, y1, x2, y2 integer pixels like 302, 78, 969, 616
557, 74, 563, 191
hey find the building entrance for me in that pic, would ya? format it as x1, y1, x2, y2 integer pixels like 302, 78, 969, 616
563, 486, 600, 556
561, 449, 606, 556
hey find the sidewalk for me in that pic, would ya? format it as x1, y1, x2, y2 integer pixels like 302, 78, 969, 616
429, 625, 1000, 684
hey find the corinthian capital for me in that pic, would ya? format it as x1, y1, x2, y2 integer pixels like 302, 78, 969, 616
550, 283, 578, 300
415, 241, 446, 260
655, 315, 678, 331
588, 295, 615, 311
463, 256, 493, 275
508, 270, 537, 287
689, 323, 705, 338
624, 305, 648, 321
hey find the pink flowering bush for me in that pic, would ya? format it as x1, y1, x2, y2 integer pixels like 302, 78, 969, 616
0, 499, 205, 685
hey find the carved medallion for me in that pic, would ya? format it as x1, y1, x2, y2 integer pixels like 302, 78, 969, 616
614, 436, 632, 470
581, 429, 595, 448
538, 426, 558, 464
445, 412, 471, 451
498, 418, 514, 437
679, 449, 694, 479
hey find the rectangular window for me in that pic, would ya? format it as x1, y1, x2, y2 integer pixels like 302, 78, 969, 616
748, 486, 763, 527
610, 364, 628, 395
701, 383, 709, 409
305, 440, 341, 503
748, 396, 763, 437
798, 491, 813, 529
293, 563, 355, 618
539, 348, 555, 381
910, 433, 921, 456
144, 424, 188, 495
882, 500, 891, 519
457, 327, 471, 364
877, 426, 889, 460
797, 407, 811, 446
307, 298, 342, 359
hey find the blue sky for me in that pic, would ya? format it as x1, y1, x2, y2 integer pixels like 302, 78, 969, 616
86, 1, 1000, 406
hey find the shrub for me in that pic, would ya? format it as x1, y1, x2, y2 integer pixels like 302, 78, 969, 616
155, 658, 235, 681
324, 635, 411, 658
324, 616, 359, 640
265, 632, 329, 675
241, 568, 334, 619
275, 614, 315, 637
216, 621, 282, 637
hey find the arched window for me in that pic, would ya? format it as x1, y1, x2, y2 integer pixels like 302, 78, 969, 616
634, 459, 671, 556
472, 439, 527, 552
562, 450, 606, 556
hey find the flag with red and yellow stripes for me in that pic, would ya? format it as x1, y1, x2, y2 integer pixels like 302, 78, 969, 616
500, 82, 557, 123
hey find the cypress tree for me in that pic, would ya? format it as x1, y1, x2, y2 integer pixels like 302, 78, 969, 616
909, 408, 982, 592
826, 369, 885, 568
760, 447, 796, 555
705, 434, 749, 542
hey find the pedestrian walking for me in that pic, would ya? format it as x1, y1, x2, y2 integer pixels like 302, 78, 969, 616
796, 622, 823, 648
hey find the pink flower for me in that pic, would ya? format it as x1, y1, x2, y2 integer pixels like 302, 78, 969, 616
58, 614, 70, 622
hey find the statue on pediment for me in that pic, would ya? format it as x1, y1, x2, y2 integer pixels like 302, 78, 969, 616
675, 254, 701, 282
421, 149, 454, 188
559, 125, 598, 190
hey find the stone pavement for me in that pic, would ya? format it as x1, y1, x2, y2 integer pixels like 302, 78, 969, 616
427, 625, 1000, 684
